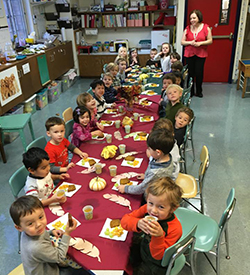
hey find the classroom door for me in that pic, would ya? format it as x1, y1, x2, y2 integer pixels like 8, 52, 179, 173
186, 0, 240, 82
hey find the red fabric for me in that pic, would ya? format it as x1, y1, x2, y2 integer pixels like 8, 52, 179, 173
45, 138, 70, 167
184, 24, 209, 58
44, 96, 160, 273
121, 204, 182, 260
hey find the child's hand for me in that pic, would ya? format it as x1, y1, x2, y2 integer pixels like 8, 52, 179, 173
158, 98, 163, 104
92, 130, 103, 137
125, 78, 129, 82
67, 162, 75, 170
52, 229, 64, 238
57, 195, 67, 204
96, 122, 104, 131
111, 103, 116, 108
79, 151, 88, 159
65, 218, 77, 235
59, 173, 70, 180
137, 219, 150, 234
146, 220, 164, 237
137, 173, 145, 180
117, 185, 125, 193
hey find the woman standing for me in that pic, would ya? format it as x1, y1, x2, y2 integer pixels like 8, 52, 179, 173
181, 10, 212, 97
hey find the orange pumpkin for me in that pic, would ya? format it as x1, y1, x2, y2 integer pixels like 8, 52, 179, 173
89, 177, 106, 191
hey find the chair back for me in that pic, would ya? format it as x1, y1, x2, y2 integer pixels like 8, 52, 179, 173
26, 136, 47, 151
9, 166, 28, 198
218, 188, 236, 228
199, 146, 209, 178
181, 64, 188, 75
65, 119, 74, 139
182, 69, 189, 89
62, 107, 73, 122
162, 225, 197, 275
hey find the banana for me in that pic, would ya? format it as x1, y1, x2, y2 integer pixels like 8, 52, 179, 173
101, 145, 118, 159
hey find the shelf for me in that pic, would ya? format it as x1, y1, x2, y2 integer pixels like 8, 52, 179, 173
77, 8, 174, 15
30, 1, 56, 6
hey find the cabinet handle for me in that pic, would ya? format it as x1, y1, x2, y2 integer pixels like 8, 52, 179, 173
62, 49, 66, 55
17, 69, 22, 78
50, 54, 55, 62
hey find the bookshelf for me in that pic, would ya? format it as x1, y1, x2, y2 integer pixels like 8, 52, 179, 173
78, 9, 175, 29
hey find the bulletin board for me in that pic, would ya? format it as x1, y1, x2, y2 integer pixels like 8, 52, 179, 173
0, 27, 11, 52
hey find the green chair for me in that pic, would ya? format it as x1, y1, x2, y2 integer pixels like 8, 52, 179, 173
9, 165, 29, 253
0, 113, 35, 151
26, 136, 47, 151
0, 129, 6, 163
175, 188, 236, 275
65, 119, 74, 140
161, 225, 197, 275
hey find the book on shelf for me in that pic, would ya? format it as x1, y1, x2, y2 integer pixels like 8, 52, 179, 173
144, 13, 149, 26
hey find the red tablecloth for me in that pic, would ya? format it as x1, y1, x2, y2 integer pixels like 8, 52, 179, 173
45, 95, 160, 272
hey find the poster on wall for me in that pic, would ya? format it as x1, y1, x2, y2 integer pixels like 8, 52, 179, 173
0, 66, 22, 106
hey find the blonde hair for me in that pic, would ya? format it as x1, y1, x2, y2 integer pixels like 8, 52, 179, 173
102, 72, 113, 80
152, 118, 174, 135
76, 92, 93, 107
145, 177, 183, 210
115, 46, 128, 64
166, 84, 183, 95
105, 62, 118, 73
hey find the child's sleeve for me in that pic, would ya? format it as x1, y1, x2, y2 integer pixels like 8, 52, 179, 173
121, 204, 147, 232
72, 124, 92, 143
24, 177, 39, 197
45, 145, 61, 173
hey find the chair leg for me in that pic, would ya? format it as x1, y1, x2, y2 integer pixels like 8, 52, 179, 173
190, 137, 195, 162
0, 137, 6, 163
19, 130, 27, 151
224, 226, 230, 259
28, 119, 35, 141
18, 231, 21, 254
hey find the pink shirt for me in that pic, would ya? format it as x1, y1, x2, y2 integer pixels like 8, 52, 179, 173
184, 23, 209, 58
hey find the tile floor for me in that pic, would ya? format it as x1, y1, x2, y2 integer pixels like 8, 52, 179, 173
0, 79, 249, 275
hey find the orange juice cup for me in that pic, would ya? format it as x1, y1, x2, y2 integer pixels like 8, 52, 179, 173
119, 144, 126, 154
56, 190, 65, 198
109, 165, 117, 177
95, 163, 102, 174
106, 134, 112, 143
83, 205, 93, 220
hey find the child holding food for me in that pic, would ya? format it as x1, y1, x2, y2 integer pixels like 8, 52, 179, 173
118, 129, 175, 195
71, 106, 104, 147
121, 177, 182, 275
23, 147, 69, 206
10, 195, 88, 275
45, 117, 88, 174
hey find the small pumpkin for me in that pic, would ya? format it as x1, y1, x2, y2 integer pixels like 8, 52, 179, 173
89, 177, 106, 191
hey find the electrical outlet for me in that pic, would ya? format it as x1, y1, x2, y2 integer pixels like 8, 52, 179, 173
33, 15, 37, 25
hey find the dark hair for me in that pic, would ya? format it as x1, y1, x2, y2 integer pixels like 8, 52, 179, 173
170, 52, 181, 60
45, 116, 65, 131
10, 196, 44, 226
73, 106, 91, 124
152, 118, 174, 135
90, 79, 104, 90
23, 147, 49, 170
160, 42, 171, 57
150, 48, 158, 52
163, 73, 176, 84
175, 107, 194, 122
172, 71, 182, 80
147, 129, 174, 155
190, 9, 203, 23
171, 61, 184, 72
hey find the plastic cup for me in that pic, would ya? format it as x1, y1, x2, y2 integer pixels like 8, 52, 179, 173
145, 215, 158, 222
133, 113, 139, 121
95, 163, 102, 174
83, 205, 93, 220
143, 78, 147, 85
106, 134, 112, 143
134, 96, 139, 103
118, 105, 124, 113
119, 144, 126, 155
125, 125, 131, 134
109, 165, 117, 177
115, 120, 120, 129
56, 190, 65, 198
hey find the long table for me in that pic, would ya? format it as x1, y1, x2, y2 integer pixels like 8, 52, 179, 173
45, 79, 162, 274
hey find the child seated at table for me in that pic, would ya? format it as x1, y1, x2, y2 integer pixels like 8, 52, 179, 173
103, 63, 121, 90
45, 116, 88, 174
102, 72, 118, 103
158, 73, 176, 118
171, 61, 183, 72
152, 118, 180, 180
118, 129, 175, 195
10, 195, 88, 275
170, 52, 181, 64
90, 79, 116, 119
23, 147, 68, 206
129, 48, 140, 67
121, 177, 182, 275
116, 57, 128, 84
71, 106, 104, 147
174, 107, 194, 147
173, 71, 183, 86
165, 84, 184, 124
154, 42, 172, 73
146, 48, 161, 69
77, 92, 99, 122
114, 46, 130, 73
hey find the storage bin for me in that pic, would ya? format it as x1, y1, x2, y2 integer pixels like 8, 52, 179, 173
36, 88, 48, 110
4, 104, 24, 143
23, 94, 37, 114
45, 12, 59, 21
48, 82, 61, 103
55, 3, 70, 13
57, 69, 77, 92
57, 20, 72, 29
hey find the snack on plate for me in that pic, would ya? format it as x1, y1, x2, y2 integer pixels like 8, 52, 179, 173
68, 213, 73, 227
147, 91, 155, 95
151, 83, 158, 87
99, 133, 105, 138
120, 178, 130, 185
142, 116, 152, 121
124, 156, 135, 161
68, 185, 76, 192
101, 120, 112, 125
138, 132, 147, 137
88, 159, 96, 166
122, 116, 133, 127
141, 99, 149, 105
110, 219, 121, 228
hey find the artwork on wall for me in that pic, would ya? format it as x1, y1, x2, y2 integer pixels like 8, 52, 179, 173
0, 66, 22, 106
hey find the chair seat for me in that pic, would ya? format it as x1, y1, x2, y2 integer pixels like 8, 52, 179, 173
176, 173, 197, 198
0, 113, 31, 130
175, 207, 219, 252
